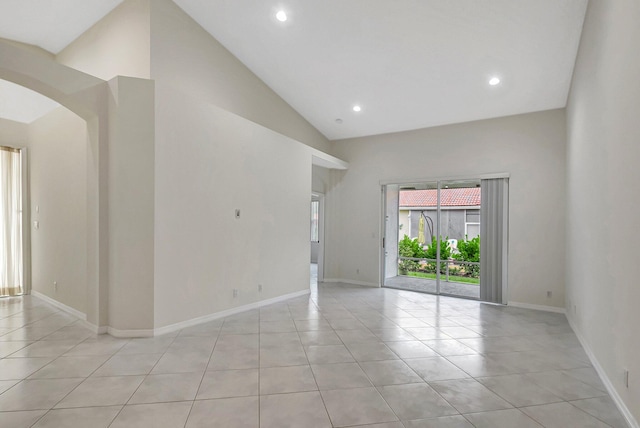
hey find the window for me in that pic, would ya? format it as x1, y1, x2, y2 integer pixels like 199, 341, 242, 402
310, 200, 319, 242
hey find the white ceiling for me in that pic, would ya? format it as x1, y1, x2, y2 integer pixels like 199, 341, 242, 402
0, 0, 123, 54
0, 0, 588, 139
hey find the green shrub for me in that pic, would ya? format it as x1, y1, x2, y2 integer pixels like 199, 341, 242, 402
398, 235, 426, 258
398, 235, 457, 275
453, 235, 480, 278
423, 236, 450, 260
398, 235, 424, 274
423, 236, 450, 274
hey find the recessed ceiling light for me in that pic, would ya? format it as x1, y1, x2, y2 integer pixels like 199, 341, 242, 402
276, 10, 287, 22
352, 105, 361, 112
335, 118, 343, 124
489, 77, 501, 86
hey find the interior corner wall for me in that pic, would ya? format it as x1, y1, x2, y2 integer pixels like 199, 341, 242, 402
27, 107, 88, 314
326, 109, 567, 306
153, 85, 311, 328
56, 0, 150, 80
107, 76, 155, 332
149, 0, 330, 153
0, 118, 29, 146
565, 0, 640, 423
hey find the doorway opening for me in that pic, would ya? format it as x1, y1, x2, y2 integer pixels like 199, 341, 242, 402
382, 177, 508, 304
310, 192, 325, 287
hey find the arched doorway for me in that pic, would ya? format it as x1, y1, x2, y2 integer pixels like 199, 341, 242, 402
0, 39, 108, 330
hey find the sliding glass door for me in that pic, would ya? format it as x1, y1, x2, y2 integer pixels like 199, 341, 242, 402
437, 180, 481, 299
382, 177, 507, 303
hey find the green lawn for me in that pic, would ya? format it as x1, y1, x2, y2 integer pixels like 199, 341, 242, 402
406, 271, 479, 285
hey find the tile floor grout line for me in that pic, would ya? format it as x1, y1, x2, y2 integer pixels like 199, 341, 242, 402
187, 323, 222, 398
105, 327, 184, 425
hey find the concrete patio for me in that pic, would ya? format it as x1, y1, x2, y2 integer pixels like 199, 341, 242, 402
384, 275, 480, 299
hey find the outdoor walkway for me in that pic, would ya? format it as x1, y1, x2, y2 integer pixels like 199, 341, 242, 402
385, 275, 480, 299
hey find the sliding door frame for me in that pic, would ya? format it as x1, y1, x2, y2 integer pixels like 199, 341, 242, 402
380, 173, 509, 301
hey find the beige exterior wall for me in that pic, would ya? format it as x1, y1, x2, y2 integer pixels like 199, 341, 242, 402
399, 210, 410, 241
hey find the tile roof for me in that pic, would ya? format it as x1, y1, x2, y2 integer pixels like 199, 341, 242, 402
399, 188, 481, 207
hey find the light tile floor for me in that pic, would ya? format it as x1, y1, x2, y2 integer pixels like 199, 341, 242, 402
0, 282, 630, 428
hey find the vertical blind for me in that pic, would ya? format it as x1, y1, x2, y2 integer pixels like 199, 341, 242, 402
480, 178, 509, 304
0, 147, 23, 297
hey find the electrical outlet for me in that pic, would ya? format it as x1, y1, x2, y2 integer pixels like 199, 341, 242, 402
546, 291, 552, 298
233, 289, 238, 298
53, 281, 58, 292
624, 369, 629, 388
235, 209, 241, 219
258, 284, 263, 292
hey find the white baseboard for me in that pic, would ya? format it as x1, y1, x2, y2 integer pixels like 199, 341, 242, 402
91, 324, 108, 335
77, 320, 107, 335
31, 290, 87, 320
108, 327, 154, 338
153, 288, 311, 336
508, 301, 566, 314
30, 291, 110, 334
323, 278, 380, 288
32, 288, 312, 339
567, 316, 639, 428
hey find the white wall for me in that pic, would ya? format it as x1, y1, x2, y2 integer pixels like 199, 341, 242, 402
566, 0, 640, 423
27, 107, 88, 314
17, 0, 334, 331
56, 0, 150, 80
153, 86, 312, 327
326, 109, 567, 308
149, 0, 333, 328
149, 0, 329, 153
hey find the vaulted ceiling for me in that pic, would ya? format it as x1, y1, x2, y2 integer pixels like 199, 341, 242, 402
0, 0, 588, 140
